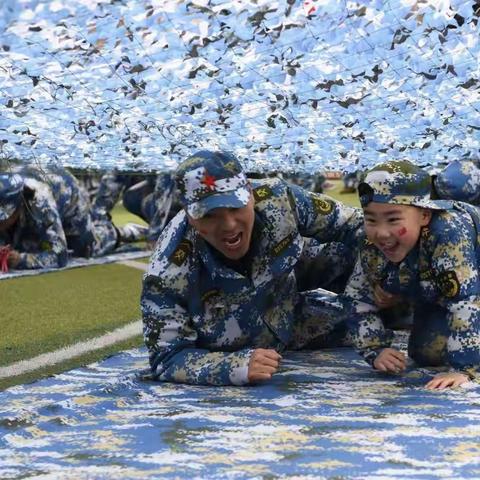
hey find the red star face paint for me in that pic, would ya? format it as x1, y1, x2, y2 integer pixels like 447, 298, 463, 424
398, 227, 407, 236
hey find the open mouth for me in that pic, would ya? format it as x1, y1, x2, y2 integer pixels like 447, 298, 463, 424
379, 242, 398, 257
223, 232, 242, 250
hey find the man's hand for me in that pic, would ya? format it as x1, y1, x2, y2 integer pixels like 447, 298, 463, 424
248, 348, 282, 383
373, 348, 406, 373
425, 372, 470, 390
7, 249, 21, 268
373, 284, 401, 309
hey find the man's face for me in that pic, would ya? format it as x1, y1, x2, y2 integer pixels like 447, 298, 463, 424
0, 208, 20, 234
188, 193, 255, 260
363, 202, 432, 263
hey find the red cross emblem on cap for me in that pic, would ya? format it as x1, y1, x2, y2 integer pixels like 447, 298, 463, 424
201, 172, 216, 190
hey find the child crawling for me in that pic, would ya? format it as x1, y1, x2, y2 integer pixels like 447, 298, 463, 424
343, 160, 480, 390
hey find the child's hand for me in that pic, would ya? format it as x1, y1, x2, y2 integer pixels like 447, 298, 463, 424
373, 284, 401, 309
425, 372, 470, 390
373, 348, 406, 373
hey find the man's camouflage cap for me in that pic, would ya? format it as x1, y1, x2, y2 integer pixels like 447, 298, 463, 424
175, 150, 250, 219
434, 159, 480, 204
0, 173, 24, 221
358, 160, 453, 210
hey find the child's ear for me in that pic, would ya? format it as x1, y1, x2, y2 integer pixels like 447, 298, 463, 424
420, 208, 432, 226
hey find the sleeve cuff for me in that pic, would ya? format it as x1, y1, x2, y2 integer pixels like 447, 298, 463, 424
229, 351, 252, 386
454, 367, 478, 381
361, 348, 382, 367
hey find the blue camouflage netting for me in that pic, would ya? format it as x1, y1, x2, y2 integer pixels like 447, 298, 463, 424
1, 0, 479, 172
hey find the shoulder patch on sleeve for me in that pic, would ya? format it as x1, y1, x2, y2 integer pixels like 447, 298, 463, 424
169, 239, 192, 266
311, 195, 334, 215
436, 270, 460, 298
253, 185, 273, 202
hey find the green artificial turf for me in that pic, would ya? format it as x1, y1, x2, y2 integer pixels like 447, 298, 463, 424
1, 263, 144, 368
324, 179, 360, 208
138, 257, 152, 264
111, 202, 147, 227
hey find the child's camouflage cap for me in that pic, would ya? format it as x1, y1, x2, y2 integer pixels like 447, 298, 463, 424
358, 160, 453, 210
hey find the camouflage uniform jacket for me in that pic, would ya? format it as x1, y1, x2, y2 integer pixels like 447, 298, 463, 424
144, 173, 177, 243
344, 202, 480, 377
0, 178, 68, 269
142, 178, 363, 386
22, 166, 95, 239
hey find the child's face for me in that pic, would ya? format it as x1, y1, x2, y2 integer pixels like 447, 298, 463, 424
363, 202, 432, 263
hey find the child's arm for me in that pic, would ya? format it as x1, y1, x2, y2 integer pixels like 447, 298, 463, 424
343, 250, 395, 367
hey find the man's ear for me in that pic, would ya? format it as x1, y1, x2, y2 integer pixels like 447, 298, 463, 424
247, 182, 254, 203
420, 208, 433, 226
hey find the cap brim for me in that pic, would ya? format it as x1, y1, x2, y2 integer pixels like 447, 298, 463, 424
187, 187, 251, 219
410, 198, 454, 210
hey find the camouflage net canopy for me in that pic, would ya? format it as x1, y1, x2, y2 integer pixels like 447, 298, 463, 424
0, 0, 479, 173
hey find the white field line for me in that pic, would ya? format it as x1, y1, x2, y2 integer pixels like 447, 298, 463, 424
118, 260, 148, 271
0, 320, 142, 379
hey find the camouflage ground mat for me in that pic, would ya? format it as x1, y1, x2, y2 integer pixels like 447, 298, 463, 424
0, 248, 148, 280
1, 343, 479, 479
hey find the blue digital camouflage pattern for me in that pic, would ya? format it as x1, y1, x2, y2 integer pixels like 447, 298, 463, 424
2, 343, 480, 479
0, 177, 68, 269
128, 173, 177, 243
92, 172, 144, 217
343, 202, 480, 379
0, 249, 148, 281
0, 173, 24, 221
358, 160, 453, 210
94, 172, 176, 243
434, 160, 480, 205
22, 166, 119, 258
142, 178, 363, 386
175, 150, 251, 219
295, 237, 357, 293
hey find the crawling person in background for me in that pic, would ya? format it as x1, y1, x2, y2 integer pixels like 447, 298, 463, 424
141, 150, 364, 386
0, 166, 149, 272
0, 172, 68, 270
21, 165, 148, 257
342, 160, 480, 390
93, 171, 178, 247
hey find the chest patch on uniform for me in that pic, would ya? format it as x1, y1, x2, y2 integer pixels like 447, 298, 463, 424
253, 185, 273, 203
169, 239, 192, 266
436, 270, 460, 298
271, 232, 295, 257
201, 289, 220, 304
311, 195, 333, 215
419, 269, 433, 282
